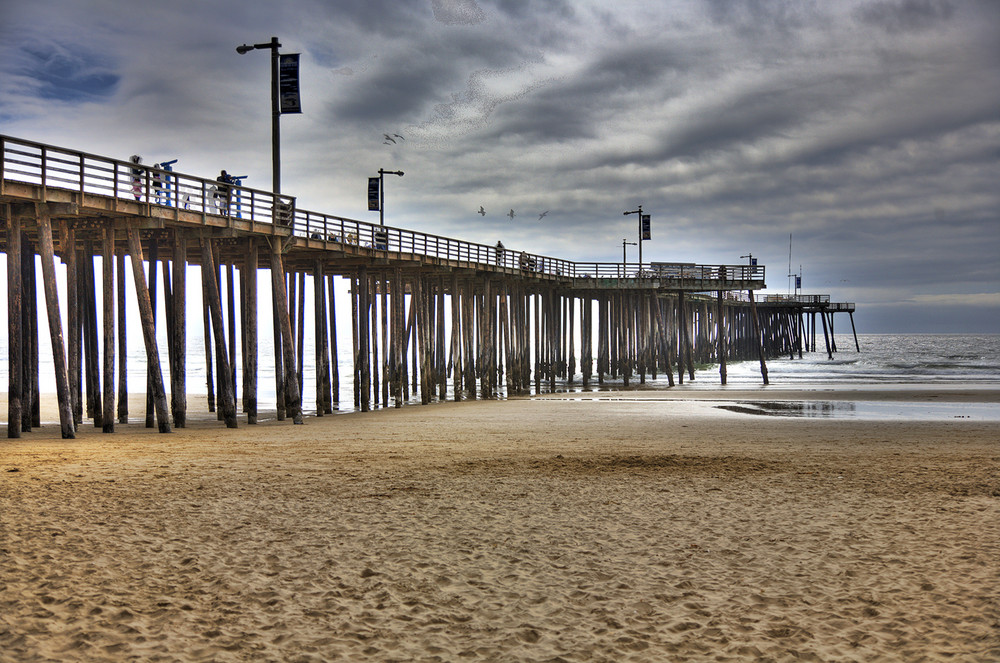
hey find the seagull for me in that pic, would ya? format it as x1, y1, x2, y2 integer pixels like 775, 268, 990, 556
478, 206, 486, 216
538, 210, 549, 220
507, 209, 515, 220
393, 133, 405, 141
383, 133, 397, 144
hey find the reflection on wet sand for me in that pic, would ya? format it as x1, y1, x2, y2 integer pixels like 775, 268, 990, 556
716, 400, 856, 417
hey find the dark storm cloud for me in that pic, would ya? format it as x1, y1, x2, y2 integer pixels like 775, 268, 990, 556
16, 42, 119, 102
854, 0, 955, 33
431, 0, 487, 25
705, 0, 821, 34
489, 0, 575, 21
1, 0, 996, 331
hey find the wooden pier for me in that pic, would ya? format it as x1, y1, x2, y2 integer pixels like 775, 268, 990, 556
1, 136, 856, 438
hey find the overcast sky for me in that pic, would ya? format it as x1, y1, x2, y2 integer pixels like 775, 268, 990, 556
2, 0, 998, 332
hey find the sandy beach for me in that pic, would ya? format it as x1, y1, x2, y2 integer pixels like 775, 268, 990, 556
2, 391, 998, 662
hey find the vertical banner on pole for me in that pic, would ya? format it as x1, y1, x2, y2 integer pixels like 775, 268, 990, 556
279, 54, 302, 114
640, 214, 651, 240
368, 177, 380, 211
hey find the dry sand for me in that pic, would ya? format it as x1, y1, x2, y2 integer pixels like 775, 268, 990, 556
1, 391, 998, 662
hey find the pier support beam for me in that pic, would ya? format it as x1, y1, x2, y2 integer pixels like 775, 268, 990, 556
101, 226, 115, 432
242, 239, 258, 423
270, 243, 303, 423
36, 204, 75, 438
6, 210, 22, 438
171, 233, 187, 427
200, 238, 238, 428
747, 290, 769, 385
126, 228, 171, 433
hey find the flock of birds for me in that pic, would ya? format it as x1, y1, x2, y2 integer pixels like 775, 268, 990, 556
382, 132, 550, 222
478, 206, 549, 221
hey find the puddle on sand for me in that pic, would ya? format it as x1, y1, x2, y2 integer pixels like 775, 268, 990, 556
715, 400, 999, 421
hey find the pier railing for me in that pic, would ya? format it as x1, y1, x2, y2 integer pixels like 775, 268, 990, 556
3, 134, 764, 288
1, 135, 295, 227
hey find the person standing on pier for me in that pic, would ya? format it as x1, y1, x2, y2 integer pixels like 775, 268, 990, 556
129, 154, 143, 200
215, 169, 236, 215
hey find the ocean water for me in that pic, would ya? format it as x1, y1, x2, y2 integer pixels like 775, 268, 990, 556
684, 333, 1000, 390
648, 333, 1000, 421
3, 333, 998, 421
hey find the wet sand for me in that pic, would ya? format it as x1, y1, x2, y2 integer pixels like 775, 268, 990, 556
2, 392, 999, 661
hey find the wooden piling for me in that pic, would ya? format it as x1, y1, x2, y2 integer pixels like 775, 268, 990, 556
200, 238, 238, 428
101, 226, 115, 432
6, 211, 22, 438
126, 227, 171, 433
36, 204, 75, 438
270, 244, 303, 423
116, 251, 128, 424
242, 239, 258, 423
172, 233, 188, 427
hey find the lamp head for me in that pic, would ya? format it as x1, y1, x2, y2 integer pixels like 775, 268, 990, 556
236, 44, 254, 54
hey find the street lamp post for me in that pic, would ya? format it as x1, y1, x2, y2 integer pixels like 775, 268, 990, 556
623, 206, 644, 273
622, 239, 637, 277
377, 168, 404, 226
237, 37, 282, 194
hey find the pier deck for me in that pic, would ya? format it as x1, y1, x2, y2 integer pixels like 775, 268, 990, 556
2, 135, 855, 437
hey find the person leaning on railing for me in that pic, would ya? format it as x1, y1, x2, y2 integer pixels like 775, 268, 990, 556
215, 170, 236, 216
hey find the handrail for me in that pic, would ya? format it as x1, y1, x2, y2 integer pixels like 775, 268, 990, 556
2, 134, 767, 287
0, 135, 295, 227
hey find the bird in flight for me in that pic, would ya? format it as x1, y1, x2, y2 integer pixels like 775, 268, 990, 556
538, 211, 549, 220
507, 209, 515, 220
478, 206, 486, 216
383, 133, 397, 144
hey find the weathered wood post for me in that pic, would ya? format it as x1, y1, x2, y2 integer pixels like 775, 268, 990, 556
314, 260, 331, 415
145, 237, 158, 428
116, 251, 128, 424
328, 274, 340, 409
172, 232, 188, 427
270, 243, 303, 423
7, 210, 22, 438
747, 289, 769, 385
242, 238, 258, 423
126, 227, 171, 433
201, 238, 238, 428
717, 289, 727, 385
63, 224, 81, 426
36, 203, 75, 438
102, 226, 115, 432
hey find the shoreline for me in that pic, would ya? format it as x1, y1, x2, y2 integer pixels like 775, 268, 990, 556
3, 383, 1000, 431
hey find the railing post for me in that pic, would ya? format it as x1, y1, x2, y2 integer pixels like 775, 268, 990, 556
40, 146, 47, 199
